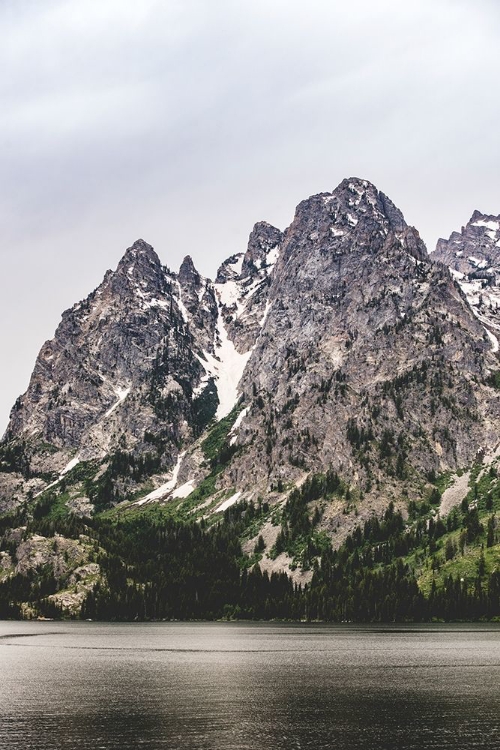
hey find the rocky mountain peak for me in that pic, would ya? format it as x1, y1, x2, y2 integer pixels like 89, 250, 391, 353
279, 178, 411, 271
215, 254, 244, 284
231, 178, 497, 497
1, 179, 499, 540
179, 255, 200, 284
432, 210, 500, 353
241, 222, 283, 278
436, 210, 500, 255
117, 239, 162, 272
112, 239, 167, 300
178, 254, 203, 300
275, 178, 426, 278
468, 210, 500, 236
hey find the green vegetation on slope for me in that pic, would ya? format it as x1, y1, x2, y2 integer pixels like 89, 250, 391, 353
0, 454, 499, 622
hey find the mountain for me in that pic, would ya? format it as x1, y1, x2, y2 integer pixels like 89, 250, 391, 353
0, 222, 282, 513
232, 181, 497, 494
1, 178, 500, 619
433, 210, 500, 353
0, 240, 214, 510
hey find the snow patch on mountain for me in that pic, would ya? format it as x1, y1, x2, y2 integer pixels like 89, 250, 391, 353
226, 254, 244, 275
472, 219, 500, 236
266, 244, 280, 269
61, 456, 80, 476
216, 491, 241, 513
217, 280, 242, 310
173, 281, 189, 323
172, 479, 196, 499
137, 451, 186, 505
229, 406, 250, 445
34, 454, 81, 498
260, 300, 273, 326
197, 315, 252, 420
485, 328, 499, 353
104, 386, 131, 418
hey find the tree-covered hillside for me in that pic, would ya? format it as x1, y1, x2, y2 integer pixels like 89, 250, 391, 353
1, 456, 499, 622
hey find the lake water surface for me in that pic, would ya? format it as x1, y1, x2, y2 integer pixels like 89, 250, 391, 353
0, 621, 499, 749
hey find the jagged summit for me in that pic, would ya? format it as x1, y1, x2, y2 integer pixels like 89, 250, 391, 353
1, 179, 499, 542
433, 209, 500, 353
436, 210, 500, 255
469, 208, 500, 224
241, 222, 283, 277
278, 177, 421, 271
179, 254, 198, 278
215, 222, 282, 285
228, 178, 497, 499
117, 238, 162, 270
113, 239, 168, 301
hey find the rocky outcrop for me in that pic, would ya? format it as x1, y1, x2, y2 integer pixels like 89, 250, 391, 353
47, 563, 101, 615
214, 221, 283, 353
433, 211, 500, 352
15, 533, 88, 578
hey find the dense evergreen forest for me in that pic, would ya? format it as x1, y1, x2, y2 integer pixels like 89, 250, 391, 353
1, 461, 499, 622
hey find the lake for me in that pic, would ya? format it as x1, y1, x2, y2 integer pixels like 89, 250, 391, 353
0, 622, 499, 749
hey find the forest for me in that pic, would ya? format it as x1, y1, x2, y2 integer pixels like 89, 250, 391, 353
0, 462, 499, 622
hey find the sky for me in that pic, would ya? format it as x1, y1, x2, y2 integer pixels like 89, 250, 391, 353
1, 0, 500, 434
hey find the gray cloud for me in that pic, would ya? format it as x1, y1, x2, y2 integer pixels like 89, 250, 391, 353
1, 0, 499, 432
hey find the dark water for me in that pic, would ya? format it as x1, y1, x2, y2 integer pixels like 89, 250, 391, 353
0, 622, 499, 749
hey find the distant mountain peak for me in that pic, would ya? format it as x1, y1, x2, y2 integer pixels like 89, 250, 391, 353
118, 238, 160, 266
242, 222, 283, 277
113, 239, 167, 298
433, 209, 500, 355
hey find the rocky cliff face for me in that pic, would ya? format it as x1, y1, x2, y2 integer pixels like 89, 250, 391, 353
215, 221, 283, 354
3, 241, 207, 476
225, 180, 499, 504
0, 224, 281, 511
1, 179, 499, 522
433, 211, 500, 353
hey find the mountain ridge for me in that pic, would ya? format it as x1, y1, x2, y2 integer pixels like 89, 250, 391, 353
0, 178, 500, 620
432, 209, 500, 353
1, 177, 499, 611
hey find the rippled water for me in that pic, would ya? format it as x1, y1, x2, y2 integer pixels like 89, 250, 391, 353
0, 621, 499, 749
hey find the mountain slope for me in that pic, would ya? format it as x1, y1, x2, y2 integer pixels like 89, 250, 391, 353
2, 176, 500, 620
1, 178, 499, 569
225, 180, 499, 504
0, 224, 282, 512
0, 241, 210, 507
432, 210, 500, 353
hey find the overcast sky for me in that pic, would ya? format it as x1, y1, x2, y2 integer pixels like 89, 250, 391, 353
1, 0, 499, 434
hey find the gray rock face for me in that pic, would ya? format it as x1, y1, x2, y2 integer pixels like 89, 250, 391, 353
214, 221, 283, 353
433, 211, 500, 351
228, 179, 499, 495
178, 255, 218, 354
15, 533, 87, 578
1, 179, 499, 516
1, 240, 215, 501
241, 221, 283, 277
